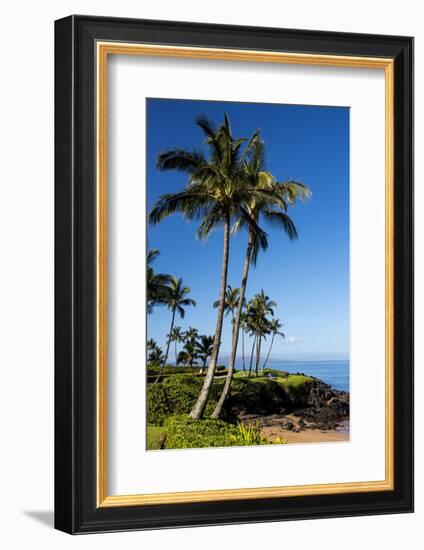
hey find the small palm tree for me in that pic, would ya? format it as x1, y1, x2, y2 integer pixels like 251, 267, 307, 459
250, 290, 276, 376
147, 248, 172, 314
262, 318, 285, 371
154, 277, 196, 384
196, 335, 214, 373
251, 289, 276, 317
177, 341, 199, 372
240, 311, 248, 373
148, 344, 165, 368
184, 326, 199, 345
176, 350, 188, 367
169, 326, 185, 365
243, 292, 275, 377
213, 285, 240, 340
147, 338, 157, 352
241, 302, 258, 378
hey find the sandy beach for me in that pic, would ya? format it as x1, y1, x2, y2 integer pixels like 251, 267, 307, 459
261, 425, 349, 444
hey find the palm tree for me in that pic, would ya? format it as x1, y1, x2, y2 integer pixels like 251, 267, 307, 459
212, 139, 310, 417
148, 344, 165, 368
213, 285, 240, 340
147, 338, 157, 352
196, 335, 214, 373
169, 326, 185, 365
154, 277, 196, 384
184, 326, 199, 345
249, 291, 276, 376
149, 114, 268, 419
244, 304, 270, 377
177, 340, 199, 372
241, 302, 258, 378
240, 312, 248, 373
262, 318, 285, 371
147, 248, 172, 313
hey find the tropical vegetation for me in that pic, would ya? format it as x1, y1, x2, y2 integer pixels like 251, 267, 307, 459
145, 113, 311, 448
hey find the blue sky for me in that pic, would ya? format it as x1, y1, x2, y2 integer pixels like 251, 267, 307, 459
146, 98, 349, 361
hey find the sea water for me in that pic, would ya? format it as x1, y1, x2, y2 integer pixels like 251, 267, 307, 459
234, 359, 350, 392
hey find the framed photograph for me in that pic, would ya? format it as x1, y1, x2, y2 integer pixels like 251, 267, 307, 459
54, 15, 413, 534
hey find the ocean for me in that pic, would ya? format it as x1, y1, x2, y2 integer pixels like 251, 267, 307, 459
234, 359, 350, 392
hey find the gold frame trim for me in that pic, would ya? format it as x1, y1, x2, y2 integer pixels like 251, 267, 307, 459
96, 42, 395, 508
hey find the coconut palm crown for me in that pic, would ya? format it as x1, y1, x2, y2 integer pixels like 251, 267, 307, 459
262, 318, 285, 371
153, 277, 195, 384
147, 248, 172, 314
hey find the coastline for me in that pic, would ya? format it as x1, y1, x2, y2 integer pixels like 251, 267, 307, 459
261, 420, 349, 445
147, 367, 350, 449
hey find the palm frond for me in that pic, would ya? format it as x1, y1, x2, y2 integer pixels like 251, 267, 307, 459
147, 248, 160, 265
195, 205, 224, 240
156, 148, 206, 174
262, 210, 298, 240
148, 187, 212, 224
277, 180, 312, 203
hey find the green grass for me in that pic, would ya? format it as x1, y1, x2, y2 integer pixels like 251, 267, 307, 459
278, 374, 312, 388
233, 370, 312, 389
147, 425, 167, 450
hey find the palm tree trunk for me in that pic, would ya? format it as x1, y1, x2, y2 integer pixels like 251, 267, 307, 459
200, 357, 207, 375
242, 329, 246, 373
174, 340, 178, 365
154, 308, 176, 384
248, 335, 256, 378
255, 336, 262, 377
262, 333, 275, 371
212, 232, 252, 418
190, 215, 230, 419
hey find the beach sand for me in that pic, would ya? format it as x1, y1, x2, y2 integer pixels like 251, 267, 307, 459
262, 426, 349, 444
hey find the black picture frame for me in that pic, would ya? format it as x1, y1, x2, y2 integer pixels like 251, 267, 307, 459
55, 15, 414, 534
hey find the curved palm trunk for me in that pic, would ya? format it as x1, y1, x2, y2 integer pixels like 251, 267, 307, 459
248, 335, 256, 378
190, 215, 230, 419
174, 341, 178, 365
154, 308, 176, 384
212, 233, 253, 418
262, 333, 275, 371
255, 335, 262, 377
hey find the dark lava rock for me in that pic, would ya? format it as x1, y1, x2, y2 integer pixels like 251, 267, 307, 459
227, 373, 349, 429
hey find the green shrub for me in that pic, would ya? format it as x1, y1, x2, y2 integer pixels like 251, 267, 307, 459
235, 421, 269, 445
164, 415, 239, 448
164, 416, 285, 449
147, 375, 222, 425
227, 378, 287, 414
146, 383, 171, 425
146, 425, 167, 450
147, 365, 228, 376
